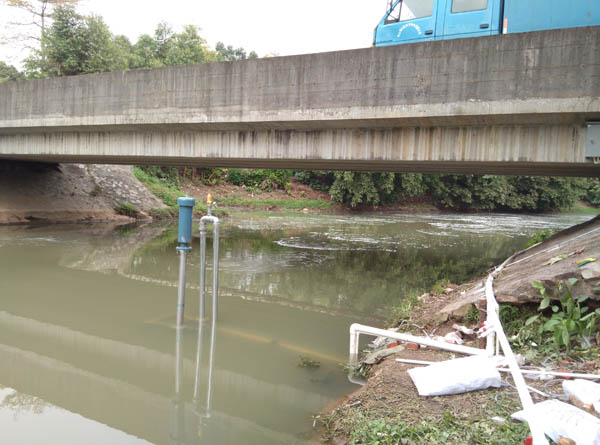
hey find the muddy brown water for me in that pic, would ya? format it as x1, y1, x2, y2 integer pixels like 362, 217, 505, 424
0, 212, 592, 444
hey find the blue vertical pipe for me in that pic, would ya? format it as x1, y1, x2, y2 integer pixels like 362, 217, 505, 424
176, 197, 195, 326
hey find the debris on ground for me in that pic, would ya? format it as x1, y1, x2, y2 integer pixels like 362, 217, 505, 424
511, 399, 600, 444
407, 355, 502, 397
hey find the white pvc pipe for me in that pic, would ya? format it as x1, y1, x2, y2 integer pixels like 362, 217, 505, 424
485, 273, 548, 445
394, 358, 600, 380
349, 323, 487, 364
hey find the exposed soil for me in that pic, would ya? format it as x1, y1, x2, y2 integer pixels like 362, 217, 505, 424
185, 179, 330, 205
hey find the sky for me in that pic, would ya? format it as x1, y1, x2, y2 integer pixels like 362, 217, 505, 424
0, 0, 389, 67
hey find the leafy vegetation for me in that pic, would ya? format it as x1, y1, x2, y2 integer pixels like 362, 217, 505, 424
298, 356, 321, 369
0, 61, 24, 83
133, 166, 182, 215
526, 279, 600, 352
295, 170, 597, 212
226, 169, 292, 191
524, 229, 556, 248
386, 294, 421, 327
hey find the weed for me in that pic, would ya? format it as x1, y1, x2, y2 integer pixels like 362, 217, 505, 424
115, 202, 140, 218
133, 166, 183, 213
322, 393, 529, 445
430, 279, 449, 295
525, 229, 556, 248
527, 279, 600, 351
298, 356, 321, 369
386, 293, 420, 327
466, 304, 480, 323
218, 197, 333, 209
341, 362, 369, 379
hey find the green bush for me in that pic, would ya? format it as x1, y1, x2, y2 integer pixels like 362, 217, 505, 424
526, 279, 600, 352
293, 170, 335, 191
227, 169, 292, 190
135, 165, 181, 186
585, 179, 600, 206
428, 175, 588, 212
330, 172, 398, 207
525, 229, 556, 248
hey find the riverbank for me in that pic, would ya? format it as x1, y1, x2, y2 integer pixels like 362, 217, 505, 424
318, 215, 600, 444
0, 162, 167, 225
1, 162, 598, 225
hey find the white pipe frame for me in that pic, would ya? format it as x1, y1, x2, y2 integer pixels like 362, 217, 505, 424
348, 323, 487, 364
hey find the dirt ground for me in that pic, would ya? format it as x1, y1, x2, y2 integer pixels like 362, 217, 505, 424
184, 179, 333, 209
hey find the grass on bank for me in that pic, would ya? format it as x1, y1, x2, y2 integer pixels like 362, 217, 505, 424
133, 167, 220, 217
320, 393, 529, 445
568, 202, 600, 215
217, 196, 334, 209
134, 166, 330, 215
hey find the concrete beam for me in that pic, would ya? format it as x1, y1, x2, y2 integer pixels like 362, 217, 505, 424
1, 124, 597, 177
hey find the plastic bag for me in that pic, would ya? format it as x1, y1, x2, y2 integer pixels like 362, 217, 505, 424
563, 379, 600, 406
511, 400, 600, 445
407, 355, 501, 397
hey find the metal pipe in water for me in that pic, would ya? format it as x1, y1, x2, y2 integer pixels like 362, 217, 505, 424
199, 226, 207, 321
193, 318, 204, 402
205, 311, 217, 417
212, 221, 220, 322
176, 250, 187, 326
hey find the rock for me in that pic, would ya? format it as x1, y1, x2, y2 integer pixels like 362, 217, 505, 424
581, 262, 600, 280
437, 291, 479, 322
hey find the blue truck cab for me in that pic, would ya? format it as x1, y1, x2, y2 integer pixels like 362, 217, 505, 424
374, 0, 600, 46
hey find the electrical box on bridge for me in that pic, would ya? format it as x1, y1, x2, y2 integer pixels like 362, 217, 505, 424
587, 122, 600, 159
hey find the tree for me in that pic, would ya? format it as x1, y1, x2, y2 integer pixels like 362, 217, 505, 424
164, 25, 211, 66
215, 41, 258, 62
0, 61, 24, 82
1, 0, 80, 49
25, 6, 127, 77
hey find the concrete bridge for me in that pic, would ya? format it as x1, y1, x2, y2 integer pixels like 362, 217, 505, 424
1, 26, 599, 177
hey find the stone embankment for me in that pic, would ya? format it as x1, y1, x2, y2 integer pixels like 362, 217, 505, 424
0, 162, 166, 225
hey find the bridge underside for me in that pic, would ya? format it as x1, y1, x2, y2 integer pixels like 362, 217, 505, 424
1, 124, 597, 177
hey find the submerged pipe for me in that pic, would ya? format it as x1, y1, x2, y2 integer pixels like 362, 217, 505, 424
205, 309, 217, 417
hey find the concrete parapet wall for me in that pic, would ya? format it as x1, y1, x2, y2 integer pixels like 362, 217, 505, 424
1, 27, 599, 131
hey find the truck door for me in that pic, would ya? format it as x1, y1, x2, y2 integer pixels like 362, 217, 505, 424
375, 0, 438, 46
442, 0, 498, 39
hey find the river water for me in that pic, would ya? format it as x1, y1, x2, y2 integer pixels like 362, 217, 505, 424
0, 212, 592, 444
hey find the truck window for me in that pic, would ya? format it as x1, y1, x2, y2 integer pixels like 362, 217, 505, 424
451, 0, 488, 13
385, 0, 434, 23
